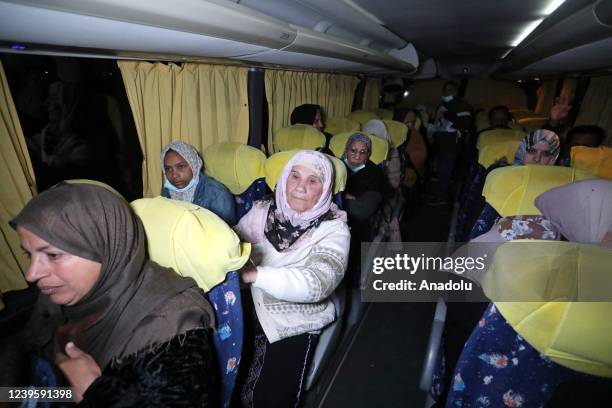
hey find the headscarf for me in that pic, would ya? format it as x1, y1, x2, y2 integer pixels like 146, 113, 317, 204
513, 129, 560, 165
362, 119, 391, 144
342, 132, 372, 165
290, 104, 321, 126
266, 150, 344, 251
160, 141, 203, 203
535, 179, 612, 244
470, 215, 559, 243
11, 183, 212, 369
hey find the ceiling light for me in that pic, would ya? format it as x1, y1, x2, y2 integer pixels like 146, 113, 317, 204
341, 0, 384, 25
543, 0, 566, 15
500, 48, 513, 59
511, 18, 544, 47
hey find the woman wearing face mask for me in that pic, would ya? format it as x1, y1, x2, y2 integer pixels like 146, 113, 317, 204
233, 150, 350, 407
290, 104, 333, 152
11, 183, 218, 406
513, 129, 561, 165
161, 141, 236, 225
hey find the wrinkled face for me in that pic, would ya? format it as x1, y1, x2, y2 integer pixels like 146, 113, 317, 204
490, 110, 510, 128
569, 133, 600, 149
524, 140, 556, 165
286, 165, 324, 213
404, 111, 417, 129
313, 109, 324, 131
164, 150, 194, 189
346, 140, 369, 168
18, 227, 101, 306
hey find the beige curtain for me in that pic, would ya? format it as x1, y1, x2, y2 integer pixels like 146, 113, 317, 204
265, 70, 359, 153
362, 77, 382, 111
560, 78, 576, 103
118, 61, 249, 197
0, 61, 36, 296
575, 76, 612, 146
535, 79, 558, 116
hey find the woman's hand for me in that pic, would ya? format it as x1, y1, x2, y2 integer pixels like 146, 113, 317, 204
549, 95, 571, 124
239, 259, 258, 284
344, 193, 356, 200
55, 342, 102, 403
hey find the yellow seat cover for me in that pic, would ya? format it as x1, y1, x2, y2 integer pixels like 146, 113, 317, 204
477, 128, 526, 151
264, 150, 346, 194
382, 120, 408, 147
376, 108, 394, 120
478, 140, 522, 168
482, 165, 595, 216
325, 117, 360, 136
483, 240, 612, 377
329, 132, 389, 165
131, 197, 250, 292
571, 146, 612, 180
273, 124, 326, 153
203, 142, 266, 195
347, 111, 379, 125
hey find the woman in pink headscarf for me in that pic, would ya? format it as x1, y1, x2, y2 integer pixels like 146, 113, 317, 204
234, 150, 350, 407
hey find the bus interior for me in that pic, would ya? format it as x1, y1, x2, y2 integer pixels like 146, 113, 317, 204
1, 0, 611, 407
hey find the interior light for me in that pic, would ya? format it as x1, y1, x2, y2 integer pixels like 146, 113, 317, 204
10, 44, 26, 50
511, 19, 543, 47
403, 90, 410, 98
500, 48, 513, 59
543, 0, 566, 15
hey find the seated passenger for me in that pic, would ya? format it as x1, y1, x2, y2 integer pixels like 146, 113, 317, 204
161, 141, 236, 225
486, 105, 512, 131
234, 150, 350, 407
342, 133, 387, 243
559, 125, 606, 165
445, 179, 612, 408
513, 129, 561, 165
11, 183, 217, 405
290, 104, 333, 152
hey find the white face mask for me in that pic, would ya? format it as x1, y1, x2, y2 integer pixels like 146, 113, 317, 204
441, 95, 454, 103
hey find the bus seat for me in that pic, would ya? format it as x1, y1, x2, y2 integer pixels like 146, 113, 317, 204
571, 145, 612, 180
325, 116, 360, 136
376, 108, 394, 120
273, 124, 326, 153
131, 197, 251, 407
477, 140, 522, 169
475, 110, 489, 132
476, 128, 525, 151
347, 110, 379, 125
517, 116, 548, 132
203, 142, 268, 220
382, 119, 408, 148
329, 132, 389, 165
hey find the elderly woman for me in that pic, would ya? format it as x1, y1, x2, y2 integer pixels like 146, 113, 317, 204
161, 141, 236, 225
11, 183, 217, 405
513, 128, 561, 165
290, 104, 333, 152
234, 150, 350, 407
444, 180, 612, 407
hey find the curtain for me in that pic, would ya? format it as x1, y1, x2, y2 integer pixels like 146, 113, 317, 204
560, 78, 576, 103
362, 78, 382, 111
0, 61, 36, 296
575, 75, 612, 146
535, 79, 558, 116
118, 61, 249, 197
265, 70, 359, 153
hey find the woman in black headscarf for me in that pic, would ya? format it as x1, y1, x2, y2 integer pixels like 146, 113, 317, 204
290, 104, 333, 152
11, 182, 218, 406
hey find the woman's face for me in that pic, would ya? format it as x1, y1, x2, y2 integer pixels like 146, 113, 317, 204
313, 109, 324, 132
164, 150, 194, 189
523, 140, 556, 165
18, 227, 101, 306
404, 111, 417, 129
285, 165, 324, 213
346, 140, 369, 168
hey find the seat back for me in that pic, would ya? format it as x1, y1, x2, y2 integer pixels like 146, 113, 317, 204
273, 124, 326, 153
329, 132, 389, 165
571, 145, 612, 180
382, 119, 408, 147
476, 128, 526, 151
482, 165, 595, 217
325, 117, 360, 136
376, 108, 394, 120
516, 116, 548, 132
347, 110, 379, 125
264, 150, 347, 195
477, 140, 522, 169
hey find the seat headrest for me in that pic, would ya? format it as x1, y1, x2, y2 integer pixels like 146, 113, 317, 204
325, 117, 360, 136
131, 197, 250, 292
273, 124, 326, 153
571, 146, 612, 180
264, 150, 346, 194
203, 142, 266, 195
382, 120, 408, 147
484, 240, 612, 377
347, 111, 379, 125
478, 140, 522, 168
376, 108, 394, 120
482, 165, 595, 216
477, 128, 526, 151
329, 132, 389, 165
